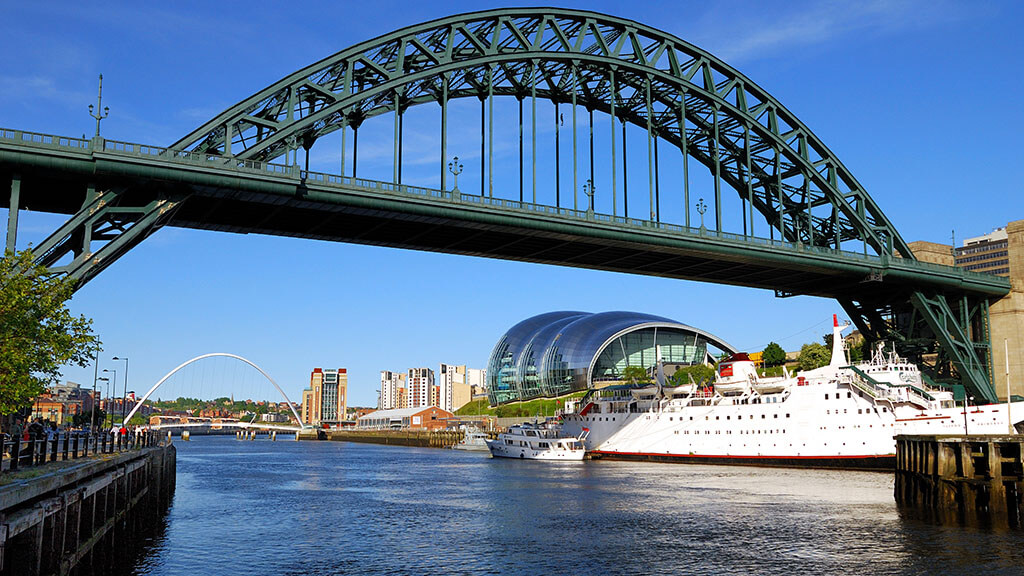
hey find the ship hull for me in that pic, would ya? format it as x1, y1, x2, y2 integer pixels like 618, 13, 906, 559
589, 450, 895, 471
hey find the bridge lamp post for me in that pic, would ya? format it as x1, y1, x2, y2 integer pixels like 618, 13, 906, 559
448, 155, 464, 191
113, 356, 129, 425
87, 74, 110, 138
696, 198, 707, 231
583, 179, 595, 216
448, 156, 463, 197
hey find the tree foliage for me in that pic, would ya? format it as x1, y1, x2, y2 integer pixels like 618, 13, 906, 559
0, 249, 101, 420
761, 342, 787, 367
668, 364, 715, 386
797, 343, 831, 371
621, 365, 652, 386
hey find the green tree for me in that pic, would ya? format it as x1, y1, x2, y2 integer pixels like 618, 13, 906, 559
668, 364, 715, 386
797, 342, 831, 371
621, 365, 652, 386
73, 408, 106, 428
0, 249, 101, 430
762, 342, 787, 367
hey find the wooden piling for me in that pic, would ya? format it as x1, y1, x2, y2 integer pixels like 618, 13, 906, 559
896, 435, 1024, 528
0, 441, 176, 575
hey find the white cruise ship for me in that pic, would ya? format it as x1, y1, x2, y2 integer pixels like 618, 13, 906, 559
560, 316, 1024, 470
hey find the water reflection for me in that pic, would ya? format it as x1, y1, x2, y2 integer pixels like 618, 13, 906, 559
130, 437, 1023, 576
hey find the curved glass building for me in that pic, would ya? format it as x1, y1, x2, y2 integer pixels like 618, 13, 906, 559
487, 311, 736, 405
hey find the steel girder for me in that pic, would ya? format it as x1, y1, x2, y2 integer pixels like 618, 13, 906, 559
172, 7, 908, 259
21, 178, 184, 286
839, 293, 998, 403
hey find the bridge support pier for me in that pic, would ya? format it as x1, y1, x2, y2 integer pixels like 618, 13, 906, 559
5, 173, 19, 253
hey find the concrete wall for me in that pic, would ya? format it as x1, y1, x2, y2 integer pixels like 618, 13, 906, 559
991, 219, 1024, 400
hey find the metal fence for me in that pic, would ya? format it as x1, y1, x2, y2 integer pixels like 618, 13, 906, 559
0, 430, 165, 474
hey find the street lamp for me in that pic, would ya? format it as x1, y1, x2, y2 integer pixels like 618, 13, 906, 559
963, 395, 974, 435
102, 368, 116, 426
113, 356, 129, 425
448, 156, 463, 194
696, 197, 708, 230
583, 179, 595, 214
88, 74, 110, 138
97, 377, 110, 429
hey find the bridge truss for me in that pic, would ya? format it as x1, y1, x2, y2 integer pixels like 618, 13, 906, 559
0, 8, 1010, 402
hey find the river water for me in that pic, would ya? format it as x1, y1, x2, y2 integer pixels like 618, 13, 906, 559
127, 436, 1022, 575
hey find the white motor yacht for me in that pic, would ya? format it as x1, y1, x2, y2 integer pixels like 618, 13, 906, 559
486, 422, 585, 460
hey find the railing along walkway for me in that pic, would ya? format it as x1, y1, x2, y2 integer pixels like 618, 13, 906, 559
0, 430, 164, 474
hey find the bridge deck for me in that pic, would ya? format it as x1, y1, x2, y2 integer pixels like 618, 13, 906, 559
0, 129, 1009, 303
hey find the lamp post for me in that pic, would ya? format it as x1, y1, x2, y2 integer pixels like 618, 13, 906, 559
447, 156, 463, 195
97, 377, 110, 429
88, 74, 110, 138
963, 395, 974, 435
102, 368, 116, 426
696, 197, 708, 230
113, 356, 129, 425
91, 348, 100, 433
583, 179, 595, 215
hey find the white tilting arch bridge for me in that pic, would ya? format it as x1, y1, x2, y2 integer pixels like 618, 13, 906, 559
123, 353, 308, 432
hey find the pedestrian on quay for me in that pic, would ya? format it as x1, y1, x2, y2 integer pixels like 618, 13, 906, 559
28, 418, 45, 440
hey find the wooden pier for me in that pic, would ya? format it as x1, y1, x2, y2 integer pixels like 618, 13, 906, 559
895, 435, 1024, 527
0, 439, 175, 575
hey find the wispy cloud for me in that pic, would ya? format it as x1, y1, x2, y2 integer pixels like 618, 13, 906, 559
681, 0, 976, 63
0, 75, 91, 109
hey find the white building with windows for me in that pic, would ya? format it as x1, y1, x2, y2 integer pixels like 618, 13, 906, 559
379, 370, 405, 410
407, 368, 434, 409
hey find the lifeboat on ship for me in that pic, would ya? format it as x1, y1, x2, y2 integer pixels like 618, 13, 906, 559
714, 353, 758, 395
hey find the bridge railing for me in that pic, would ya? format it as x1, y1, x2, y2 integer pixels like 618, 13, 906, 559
0, 429, 166, 474
0, 128, 1008, 289
0, 128, 91, 151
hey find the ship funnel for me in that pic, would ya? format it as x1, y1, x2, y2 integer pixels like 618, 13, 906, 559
830, 314, 851, 367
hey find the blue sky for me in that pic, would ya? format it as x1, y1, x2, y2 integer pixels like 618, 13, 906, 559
3, 1, 1021, 407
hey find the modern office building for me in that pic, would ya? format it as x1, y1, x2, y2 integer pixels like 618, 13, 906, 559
486, 311, 736, 405
379, 370, 405, 410
301, 368, 348, 426
407, 368, 434, 409
956, 227, 1011, 276
908, 219, 1023, 399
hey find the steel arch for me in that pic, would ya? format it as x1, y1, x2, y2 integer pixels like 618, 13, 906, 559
122, 353, 306, 427
172, 7, 907, 258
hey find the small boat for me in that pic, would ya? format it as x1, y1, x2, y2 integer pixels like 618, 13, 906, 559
485, 422, 585, 460
452, 429, 490, 451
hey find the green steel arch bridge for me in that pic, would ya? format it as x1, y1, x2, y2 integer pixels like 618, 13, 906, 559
0, 9, 1009, 402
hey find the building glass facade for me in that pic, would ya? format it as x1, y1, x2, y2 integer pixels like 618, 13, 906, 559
487, 311, 735, 405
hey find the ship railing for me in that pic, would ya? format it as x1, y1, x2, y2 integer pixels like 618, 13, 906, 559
842, 367, 935, 408
840, 367, 885, 400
